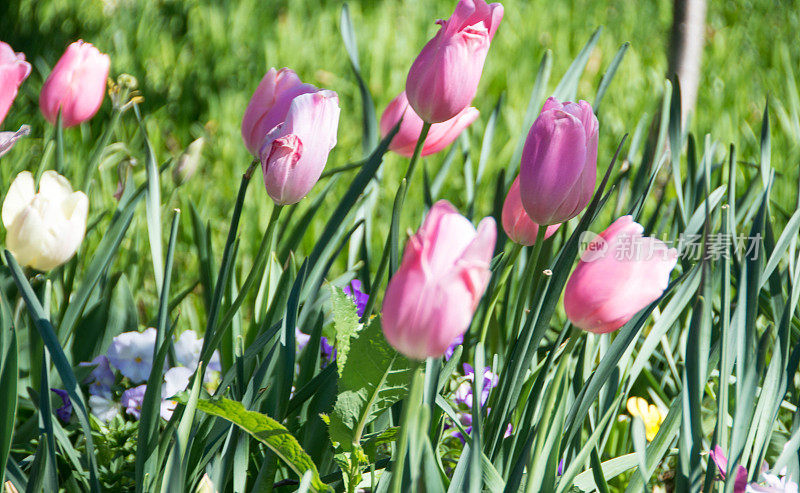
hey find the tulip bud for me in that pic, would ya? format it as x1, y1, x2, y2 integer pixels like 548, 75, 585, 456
564, 216, 677, 333
0, 125, 31, 158
405, 0, 503, 123
39, 40, 110, 128
501, 176, 560, 246
379, 91, 479, 157
2, 171, 89, 271
241, 67, 318, 156
382, 200, 496, 359
259, 90, 339, 205
195, 475, 218, 493
172, 137, 205, 186
519, 97, 598, 226
0, 42, 31, 127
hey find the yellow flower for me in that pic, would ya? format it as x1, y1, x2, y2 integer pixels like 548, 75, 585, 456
626, 396, 665, 441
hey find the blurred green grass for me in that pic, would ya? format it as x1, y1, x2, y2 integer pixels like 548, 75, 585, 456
2, 0, 799, 276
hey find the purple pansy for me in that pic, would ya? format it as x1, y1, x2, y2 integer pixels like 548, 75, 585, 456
453, 363, 498, 408
50, 389, 72, 423
320, 336, 336, 365
107, 328, 156, 383
343, 279, 368, 318
445, 334, 464, 361
79, 355, 115, 396
295, 327, 311, 352
121, 384, 147, 419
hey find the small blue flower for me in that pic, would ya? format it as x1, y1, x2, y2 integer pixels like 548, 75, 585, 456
444, 334, 464, 361
121, 384, 147, 419
79, 355, 115, 396
295, 327, 311, 352
50, 388, 72, 423
107, 328, 156, 383
320, 336, 336, 366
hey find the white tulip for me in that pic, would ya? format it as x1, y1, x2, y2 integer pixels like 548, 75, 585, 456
2, 170, 88, 271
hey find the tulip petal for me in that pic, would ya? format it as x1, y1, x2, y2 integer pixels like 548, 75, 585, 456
1, 170, 34, 227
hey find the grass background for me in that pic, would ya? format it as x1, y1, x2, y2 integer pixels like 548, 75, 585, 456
1, 0, 799, 311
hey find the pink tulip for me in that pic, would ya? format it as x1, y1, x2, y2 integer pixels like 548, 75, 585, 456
564, 216, 678, 334
0, 42, 32, 127
241, 67, 318, 156
502, 176, 560, 246
519, 97, 598, 225
405, 0, 503, 123
379, 91, 479, 157
382, 200, 496, 359
259, 90, 339, 205
708, 446, 747, 493
39, 41, 110, 128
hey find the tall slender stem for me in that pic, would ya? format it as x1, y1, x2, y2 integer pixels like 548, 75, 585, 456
362, 122, 431, 321
199, 158, 259, 368
390, 122, 432, 273
512, 227, 549, 335
479, 243, 522, 343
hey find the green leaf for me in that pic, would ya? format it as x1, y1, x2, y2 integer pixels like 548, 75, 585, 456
552, 26, 602, 102
573, 454, 637, 492
0, 302, 17, 486
328, 317, 412, 451
136, 105, 164, 295
4, 251, 101, 492
330, 285, 362, 377
186, 397, 332, 493
594, 42, 629, 113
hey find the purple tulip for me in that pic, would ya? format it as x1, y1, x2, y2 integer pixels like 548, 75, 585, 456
519, 97, 598, 225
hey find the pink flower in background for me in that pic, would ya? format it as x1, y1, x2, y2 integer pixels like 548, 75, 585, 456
380, 91, 479, 157
406, 0, 503, 123
564, 216, 677, 334
259, 90, 340, 205
519, 97, 598, 226
706, 446, 749, 493
0, 41, 31, 127
39, 40, 110, 127
241, 68, 318, 156
382, 200, 495, 359
502, 176, 560, 246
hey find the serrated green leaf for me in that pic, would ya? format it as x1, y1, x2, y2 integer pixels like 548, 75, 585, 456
328, 317, 412, 451
330, 285, 361, 377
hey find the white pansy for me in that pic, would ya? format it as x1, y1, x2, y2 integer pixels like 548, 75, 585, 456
160, 366, 193, 420
174, 330, 221, 372
89, 390, 120, 423
107, 328, 156, 383
2, 171, 88, 271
